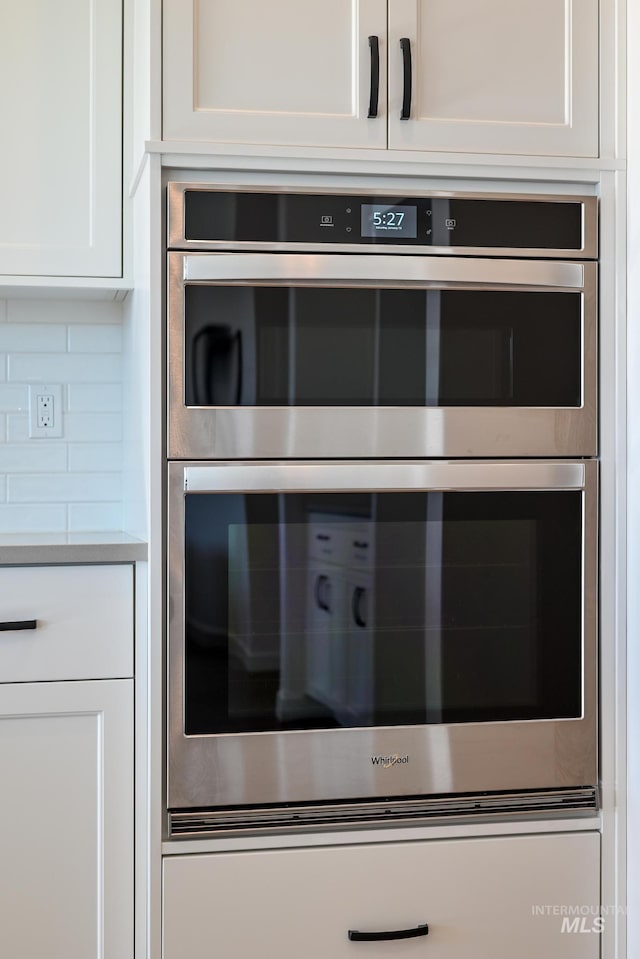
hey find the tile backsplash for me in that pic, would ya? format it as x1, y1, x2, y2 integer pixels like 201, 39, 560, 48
0, 299, 124, 533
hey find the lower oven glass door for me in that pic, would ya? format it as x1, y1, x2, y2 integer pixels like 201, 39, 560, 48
167, 460, 596, 811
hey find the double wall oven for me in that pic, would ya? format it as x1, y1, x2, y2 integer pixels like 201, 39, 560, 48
166, 184, 598, 836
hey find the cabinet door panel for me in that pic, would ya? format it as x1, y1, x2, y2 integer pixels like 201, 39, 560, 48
163, 0, 388, 149
389, 0, 598, 157
0, 0, 122, 276
0, 680, 133, 959
164, 833, 600, 958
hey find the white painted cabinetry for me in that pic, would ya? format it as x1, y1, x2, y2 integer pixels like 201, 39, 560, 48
0, 680, 133, 959
388, 0, 599, 157
163, 0, 388, 149
163, 832, 600, 958
0, 0, 122, 278
162, 0, 599, 158
0, 564, 133, 682
0, 565, 134, 959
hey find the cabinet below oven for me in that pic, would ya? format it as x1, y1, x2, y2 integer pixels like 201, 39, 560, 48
163, 832, 600, 959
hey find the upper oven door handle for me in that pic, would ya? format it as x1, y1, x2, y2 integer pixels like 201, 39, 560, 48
181, 253, 587, 290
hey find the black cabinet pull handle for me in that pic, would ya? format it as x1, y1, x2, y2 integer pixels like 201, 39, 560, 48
367, 35, 380, 118
314, 575, 331, 613
349, 923, 429, 942
400, 37, 412, 120
352, 586, 367, 628
0, 620, 37, 632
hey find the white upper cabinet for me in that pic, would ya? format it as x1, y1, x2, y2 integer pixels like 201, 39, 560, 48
162, 0, 599, 159
163, 0, 388, 149
388, 0, 599, 157
0, 0, 122, 278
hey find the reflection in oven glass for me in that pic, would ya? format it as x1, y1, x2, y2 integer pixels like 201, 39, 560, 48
184, 491, 582, 735
184, 287, 581, 408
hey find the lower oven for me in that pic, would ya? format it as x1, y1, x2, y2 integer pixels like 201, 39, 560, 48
167, 459, 597, 836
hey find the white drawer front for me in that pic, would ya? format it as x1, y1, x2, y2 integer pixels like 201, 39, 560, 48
0, 565, 133, 682
163, 833, 600, 959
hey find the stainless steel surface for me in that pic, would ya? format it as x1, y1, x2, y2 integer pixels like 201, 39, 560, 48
167, 183, 598, 259
167, 459, 598, 812
183, 460, 586, 492
167, 255, 597, 459
183, 253, 585, 288
169, 788, 599, 838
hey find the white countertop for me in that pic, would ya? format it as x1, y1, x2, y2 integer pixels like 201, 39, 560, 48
0, 532, 147, 565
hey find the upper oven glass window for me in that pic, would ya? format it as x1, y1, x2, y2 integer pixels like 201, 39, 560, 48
183, 286, 581, 408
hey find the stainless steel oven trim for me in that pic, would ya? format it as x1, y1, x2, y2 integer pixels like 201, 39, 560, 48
169, 788, 599, 838
167, 255, 597, 459
167, 459, 597, 811
167, 182, 598, 260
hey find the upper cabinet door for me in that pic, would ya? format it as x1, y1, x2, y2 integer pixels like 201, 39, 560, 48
0, 0, 122, 277
388, 0, 599, 157
163, 0, 388, 149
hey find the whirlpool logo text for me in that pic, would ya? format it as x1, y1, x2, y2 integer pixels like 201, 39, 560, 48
371, 754, 410, 768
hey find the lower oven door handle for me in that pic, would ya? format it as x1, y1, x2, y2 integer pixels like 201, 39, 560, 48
182, 253, 586, 291
182, 461, 587, 494
348, 923, 429, 942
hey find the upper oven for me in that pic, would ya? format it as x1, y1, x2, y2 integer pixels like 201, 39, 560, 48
167, 185, 598, 460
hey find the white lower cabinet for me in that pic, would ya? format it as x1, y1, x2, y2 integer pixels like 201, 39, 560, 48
163, 832, 600, 958
0, 564, 133, 683
0, 679, 134, 959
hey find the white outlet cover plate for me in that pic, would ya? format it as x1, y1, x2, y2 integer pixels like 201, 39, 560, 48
29, 383, 63, 438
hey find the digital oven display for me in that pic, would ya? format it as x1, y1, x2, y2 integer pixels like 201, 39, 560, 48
361, 203, 417, 238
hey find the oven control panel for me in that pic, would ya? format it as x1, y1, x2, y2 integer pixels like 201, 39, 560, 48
175, 187, 596, 255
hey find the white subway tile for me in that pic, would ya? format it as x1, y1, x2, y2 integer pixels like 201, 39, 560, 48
7, 300, 123, 325
68, 502, 123, 532
8, 473, 121, 503
8, 353, 121, 383
0, 385, 28, 412
0, 444, 67, 473
0, 302, 126, 530
6, 414, 29, 443
67, 383, 122, 412
68, 443, 123, 472
68, 324, 123, 353
64, 413, 122, 442
0, 324, 66, 352
0, 504, 67, 533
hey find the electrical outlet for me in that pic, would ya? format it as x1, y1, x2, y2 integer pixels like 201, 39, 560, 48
29, 384, 63, 438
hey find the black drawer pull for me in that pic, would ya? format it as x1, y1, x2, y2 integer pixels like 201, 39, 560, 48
400, 37, 412, 120
349, 923, 429, 942
367, 35, 380, 118
0, 620, 37, 632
